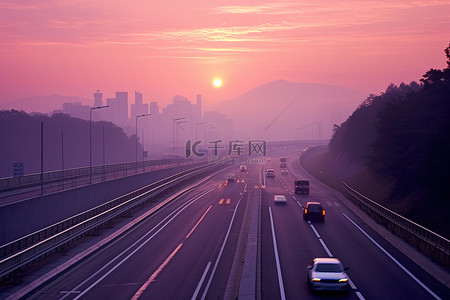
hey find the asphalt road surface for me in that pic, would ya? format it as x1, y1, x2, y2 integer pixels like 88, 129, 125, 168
10, 151, 449, 300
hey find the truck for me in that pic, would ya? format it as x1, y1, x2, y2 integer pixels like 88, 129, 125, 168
280, 157, 287, 168
295, 180, 310, 194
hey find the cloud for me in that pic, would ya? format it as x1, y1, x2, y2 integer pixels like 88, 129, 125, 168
212, 2, 301, 15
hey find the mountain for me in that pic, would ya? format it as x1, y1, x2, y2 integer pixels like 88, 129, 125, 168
212, 80, 364, 141
0, 94, 92, 114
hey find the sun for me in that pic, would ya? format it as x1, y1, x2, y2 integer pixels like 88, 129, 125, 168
213, 78, 222, 88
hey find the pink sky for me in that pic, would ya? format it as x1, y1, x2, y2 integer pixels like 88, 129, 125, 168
0, 0, 449, 108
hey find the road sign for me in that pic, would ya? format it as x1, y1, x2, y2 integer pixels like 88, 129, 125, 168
13, 163, 24, 177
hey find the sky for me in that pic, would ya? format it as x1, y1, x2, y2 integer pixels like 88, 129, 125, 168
0, 0, 449, 108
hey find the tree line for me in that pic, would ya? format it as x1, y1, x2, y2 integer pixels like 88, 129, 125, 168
0, 110, 141, 178
329, 44, 450, 236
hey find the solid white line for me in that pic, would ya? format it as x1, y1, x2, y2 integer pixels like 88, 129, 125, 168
268, 207, 286, 300
200, 194, 243, 300
263, 169, 267, 188
67, 188, 214, 300
342, 213, 442, 300
192, 262, 211, 300
318, 238, 333, 257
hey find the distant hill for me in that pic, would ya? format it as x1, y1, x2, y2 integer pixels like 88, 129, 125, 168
0, 94, 92, 114
213, 80, 364, 141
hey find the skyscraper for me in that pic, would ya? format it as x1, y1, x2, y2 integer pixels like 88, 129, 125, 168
93, 90, 103, 107
131, 91, 149, 121
92, 90, 104, 121
116, 92, 128, 127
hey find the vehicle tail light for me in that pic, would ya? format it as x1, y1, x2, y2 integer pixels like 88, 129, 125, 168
322, 210, 325, 216
304, 209, 308, 214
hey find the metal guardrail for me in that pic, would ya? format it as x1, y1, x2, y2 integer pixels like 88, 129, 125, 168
0, 162, 221, 280
0, 158, 195, 192
343, 182, 450, 268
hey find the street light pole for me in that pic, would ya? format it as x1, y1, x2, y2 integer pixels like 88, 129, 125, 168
173, 117, 185, 155
207, 125, 215, 143
176, 120, 187, 156
196, 122, 206, 142
90, 105, 108, 184
136, 113, 151, 168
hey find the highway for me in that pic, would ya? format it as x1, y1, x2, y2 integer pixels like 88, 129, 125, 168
23, 164, 252, 299
4, 149, 449, 299
260, 155, 446, 299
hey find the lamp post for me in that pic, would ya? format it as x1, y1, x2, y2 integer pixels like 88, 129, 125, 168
196, 122, 206, 142
173, 117, 185, 155
90, 105, 108, 184
136, 113, 151, 168
176, 120, 187, 156
207, 125, 215, 144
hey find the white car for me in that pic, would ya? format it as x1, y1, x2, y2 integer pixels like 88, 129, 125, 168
307, 258, 349, 292
273, 195, 287, 204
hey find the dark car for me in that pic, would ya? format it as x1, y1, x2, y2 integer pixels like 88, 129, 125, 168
303, 202, 325, 222
226, 174, 236, 184
295, 180, 310, 194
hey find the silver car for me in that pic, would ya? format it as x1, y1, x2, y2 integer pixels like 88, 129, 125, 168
307, 258, 349, 292
273, 195, 287, 204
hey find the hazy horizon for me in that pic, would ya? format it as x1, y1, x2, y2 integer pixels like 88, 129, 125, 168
1, 1, 449, 108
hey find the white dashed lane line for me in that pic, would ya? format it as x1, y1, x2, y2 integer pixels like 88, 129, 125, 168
296, 200, 365, 299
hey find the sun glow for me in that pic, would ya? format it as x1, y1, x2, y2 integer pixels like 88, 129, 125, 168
213, 78, 222, 88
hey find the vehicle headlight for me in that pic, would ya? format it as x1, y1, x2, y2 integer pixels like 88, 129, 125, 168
311, 277, 321, 282
338, 278, 348, 282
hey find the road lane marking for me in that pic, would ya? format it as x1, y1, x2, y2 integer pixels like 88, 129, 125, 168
268, 207, 286, 300
192, 262, 211, 300
309, 223, 333, 257
303, 207, 365, 297
309, 222, 321, 238
133, 204, 213, 299
348, 278, 357, 289
200, 194, 244, 300
131, 243, 183, 300
186, 205, 212, 239
67, 188, 215, 300
318, 239, 333, 257
342, 213, 442, 300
